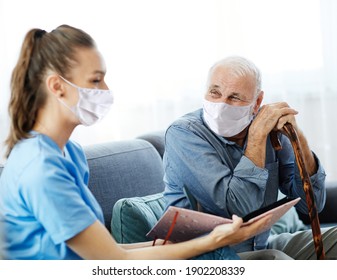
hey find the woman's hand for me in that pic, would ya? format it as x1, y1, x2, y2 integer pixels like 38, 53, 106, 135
207, 214, 272, 250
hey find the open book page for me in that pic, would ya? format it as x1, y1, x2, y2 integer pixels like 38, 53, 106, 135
146, 197, 301, 243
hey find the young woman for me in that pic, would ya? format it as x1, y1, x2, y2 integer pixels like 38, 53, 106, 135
0, 25, 290, 260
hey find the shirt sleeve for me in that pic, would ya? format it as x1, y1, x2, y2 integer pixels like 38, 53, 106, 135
19, 154, 98, 245
163, 124, 269, 218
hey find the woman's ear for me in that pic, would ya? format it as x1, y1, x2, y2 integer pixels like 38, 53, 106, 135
253, 91, 264, 115
45, 74, 65, 98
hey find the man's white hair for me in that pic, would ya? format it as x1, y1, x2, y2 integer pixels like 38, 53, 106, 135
207, 56, 262, 94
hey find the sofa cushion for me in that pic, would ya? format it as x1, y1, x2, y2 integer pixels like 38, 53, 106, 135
111, 192, 165, 243
269, 192, 307, 235
270, 206, 308, 235
0, 165, 3, 177
83, 139, 165, 232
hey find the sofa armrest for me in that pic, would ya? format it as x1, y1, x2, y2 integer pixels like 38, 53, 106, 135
297, 181, 337, 225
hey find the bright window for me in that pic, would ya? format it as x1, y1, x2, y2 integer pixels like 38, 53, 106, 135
1, 0, 336, 181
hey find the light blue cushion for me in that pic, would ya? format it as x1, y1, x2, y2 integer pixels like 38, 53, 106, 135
111, 192, 165, 243
270, 206, 308, 235
270, 192, 308, 235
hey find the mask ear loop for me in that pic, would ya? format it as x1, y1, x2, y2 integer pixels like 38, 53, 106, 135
59, 75, 79, 89
55, 76, 82, 123
152, 211, 179, 246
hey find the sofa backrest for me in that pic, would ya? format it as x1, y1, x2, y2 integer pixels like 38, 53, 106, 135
83, 139, 165, 232
137, 130, 166, 158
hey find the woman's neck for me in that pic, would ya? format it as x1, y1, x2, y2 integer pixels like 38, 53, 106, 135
33, 116, 75, 151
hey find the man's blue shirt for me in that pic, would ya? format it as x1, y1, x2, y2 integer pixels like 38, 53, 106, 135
163, 109, 326, 252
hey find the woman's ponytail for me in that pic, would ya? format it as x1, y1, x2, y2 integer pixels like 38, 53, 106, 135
5, 29, 46, 157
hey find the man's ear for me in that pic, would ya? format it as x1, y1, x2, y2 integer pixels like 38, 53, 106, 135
45, 74, 65, 98
253, 91, 264, 115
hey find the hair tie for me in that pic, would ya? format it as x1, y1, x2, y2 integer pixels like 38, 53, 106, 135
35, 30, 46, 39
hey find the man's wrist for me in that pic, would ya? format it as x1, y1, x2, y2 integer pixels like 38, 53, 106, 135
245, 135, 267, 168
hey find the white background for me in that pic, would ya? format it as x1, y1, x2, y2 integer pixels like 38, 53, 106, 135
1, 0, 337, 181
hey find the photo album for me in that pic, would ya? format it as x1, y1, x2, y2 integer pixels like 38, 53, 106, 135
147, 197, 301, 243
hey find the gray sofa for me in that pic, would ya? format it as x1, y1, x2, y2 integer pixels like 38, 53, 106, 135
0, 131, 337, 244
82, 138, 165, 233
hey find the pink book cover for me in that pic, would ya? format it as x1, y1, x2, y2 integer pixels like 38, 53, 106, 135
146, 197, 301, 243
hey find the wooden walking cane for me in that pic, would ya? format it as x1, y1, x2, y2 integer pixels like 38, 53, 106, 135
270, 123, 326, 260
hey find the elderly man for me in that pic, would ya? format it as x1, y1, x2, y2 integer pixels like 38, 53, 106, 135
163, 56, 337, 259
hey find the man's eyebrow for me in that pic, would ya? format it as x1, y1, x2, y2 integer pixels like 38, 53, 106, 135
209, 84, 220, 89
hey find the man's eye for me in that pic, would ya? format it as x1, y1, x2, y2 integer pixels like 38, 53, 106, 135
210, 90, 221, 96
229, 96, 241, 101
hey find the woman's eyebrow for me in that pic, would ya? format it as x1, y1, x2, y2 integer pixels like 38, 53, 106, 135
92, 70, 106, 75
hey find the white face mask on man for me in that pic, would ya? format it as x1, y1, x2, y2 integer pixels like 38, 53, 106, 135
58, 76, 114, 126
203, 99, 255, 137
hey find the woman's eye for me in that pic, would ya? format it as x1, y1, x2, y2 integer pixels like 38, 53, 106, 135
92, 80, 102, 87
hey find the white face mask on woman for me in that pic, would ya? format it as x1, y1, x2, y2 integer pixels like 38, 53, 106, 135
203, 99, 255, 137
59, 76, 114, 126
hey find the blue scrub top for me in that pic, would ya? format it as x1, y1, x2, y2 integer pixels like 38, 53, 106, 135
0, 132, 104, 259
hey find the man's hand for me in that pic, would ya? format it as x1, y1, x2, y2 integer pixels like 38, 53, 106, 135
250, 102, 299, 139
245, 102, 298, 168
